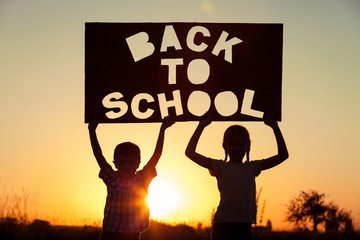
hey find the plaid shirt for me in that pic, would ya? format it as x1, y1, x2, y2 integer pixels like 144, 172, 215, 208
99, 164, 157, 234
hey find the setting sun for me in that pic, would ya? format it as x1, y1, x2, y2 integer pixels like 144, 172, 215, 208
147, 178, 180, 219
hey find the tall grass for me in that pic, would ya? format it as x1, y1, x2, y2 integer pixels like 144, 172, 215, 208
0, 185, 39, 225
1, 185, 359, 240
2, 219, 359, 240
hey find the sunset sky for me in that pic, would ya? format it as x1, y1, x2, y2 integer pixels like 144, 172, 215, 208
1, 0, 359, 230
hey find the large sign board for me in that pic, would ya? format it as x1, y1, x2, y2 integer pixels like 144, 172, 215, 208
85, 22, 283, 123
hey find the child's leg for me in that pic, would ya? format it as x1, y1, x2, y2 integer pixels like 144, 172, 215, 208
212, 223, 252, 240
211, 223, 227, 240
100, 229, 140, 240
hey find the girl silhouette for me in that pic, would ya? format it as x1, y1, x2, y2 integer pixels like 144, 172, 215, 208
185, 114, 288, 240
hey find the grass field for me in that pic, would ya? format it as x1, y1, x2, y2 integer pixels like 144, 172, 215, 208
1, 218, 359, 240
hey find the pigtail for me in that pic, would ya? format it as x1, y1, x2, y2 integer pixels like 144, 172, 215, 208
245, 139, 251, 163
246, 150, 250, 163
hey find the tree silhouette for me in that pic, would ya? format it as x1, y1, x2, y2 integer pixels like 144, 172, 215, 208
325, 202, 352, 233
285, 189, 353, 233
285, 190, 328, 232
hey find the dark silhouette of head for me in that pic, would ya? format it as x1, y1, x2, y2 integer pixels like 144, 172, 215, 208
222, 125, 251, 163
113, 142, 141, 174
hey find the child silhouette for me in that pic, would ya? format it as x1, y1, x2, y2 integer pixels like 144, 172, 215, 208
185, 114, 288, 240
89, 117, 174, 240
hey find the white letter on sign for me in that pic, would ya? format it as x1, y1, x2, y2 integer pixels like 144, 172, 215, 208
241, 89, 264, 118
161, 58, 184, 84
131, 93, 155, 119
161, 25, 182, 52
212, 31, 242, 63
214, 91, 238, 117
187, 91, 211, 117
126, 32, 155, 62
187, 26, 210, 52
102, 92, 128, 119
187, 59, 210, 85
157, 90, 183, 118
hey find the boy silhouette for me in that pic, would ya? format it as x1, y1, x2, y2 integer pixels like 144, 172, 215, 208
88, 117, 174, 240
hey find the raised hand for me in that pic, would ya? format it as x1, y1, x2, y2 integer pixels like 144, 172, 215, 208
199, 112, 212, 128
88, 122, 99, 131
161, 116, 175, 130
263, 113, 278, 128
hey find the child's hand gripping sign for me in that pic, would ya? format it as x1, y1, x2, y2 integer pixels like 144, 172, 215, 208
85, 22, 283, 123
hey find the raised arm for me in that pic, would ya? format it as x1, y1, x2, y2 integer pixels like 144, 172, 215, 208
88, 123, 111, 170
261, 114, 289, 170
146, 117, 175, 169
185, 114, 213, 170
